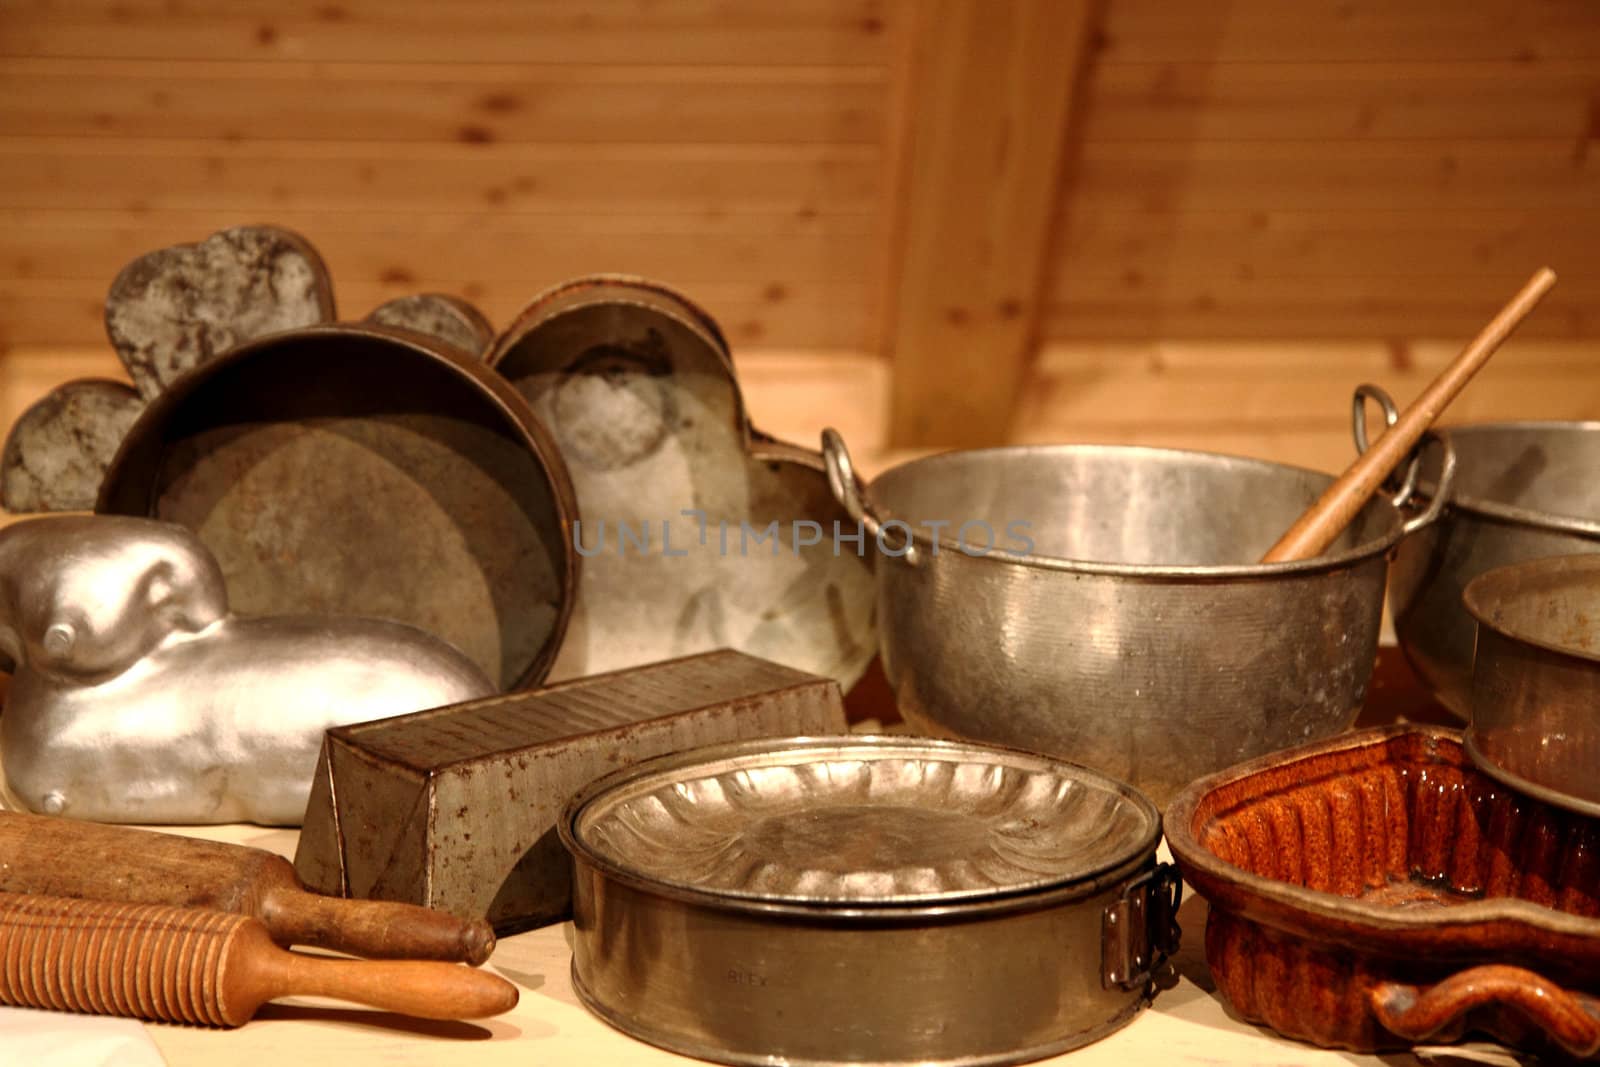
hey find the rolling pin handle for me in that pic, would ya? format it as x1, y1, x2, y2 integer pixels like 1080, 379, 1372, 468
260, 887, 496, 966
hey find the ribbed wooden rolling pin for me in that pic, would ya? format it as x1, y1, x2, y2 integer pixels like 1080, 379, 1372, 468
0, 892, 518, 1026
1260, 266, 1557, 563
0, 811, 493, 964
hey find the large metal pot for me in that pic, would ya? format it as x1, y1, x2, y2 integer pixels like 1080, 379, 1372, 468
1360, 386, 1600, 718
1465, 554, 1600, 818
822, 430, 1449, 807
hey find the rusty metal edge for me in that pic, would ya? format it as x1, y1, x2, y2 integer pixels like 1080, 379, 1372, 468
93, 320, 581, 690
485, 273, 844, 497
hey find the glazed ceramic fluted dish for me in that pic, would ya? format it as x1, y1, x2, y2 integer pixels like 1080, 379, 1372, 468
1166, 726, 1600, 1059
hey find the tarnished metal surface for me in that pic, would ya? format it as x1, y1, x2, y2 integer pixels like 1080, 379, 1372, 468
293, 649, 847, 933
1464, 554, 1600, 817
96, 324, 576, 691
3, 226, 503, 520
561, 736, 1177, 1066
825, 432, 1420, 808
1, 380, 144, 512
106, 225, 335, 401
576, 738, 1157, 904
487, 275, 875, 689
0, 515, 493, 826
365, 293, 496, 359
1362, 385, 1600, 718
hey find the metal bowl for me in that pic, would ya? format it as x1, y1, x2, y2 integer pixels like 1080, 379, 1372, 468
1358, 387, 1600, 718
1464, 554, 1600, 817
560, 735, 1179, 1066
823, 432, 1444, 807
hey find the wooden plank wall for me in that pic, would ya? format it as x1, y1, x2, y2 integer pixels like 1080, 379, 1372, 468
0, 0, 899, 354
1, 0, 1598, 472
1034, 0, 1600, 470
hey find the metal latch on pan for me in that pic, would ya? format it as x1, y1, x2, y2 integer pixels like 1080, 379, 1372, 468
1102, 864, 1183, 990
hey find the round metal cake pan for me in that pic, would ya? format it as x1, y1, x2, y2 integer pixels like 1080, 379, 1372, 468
1353, 389, 1600, 719
97, 323, 578, 691
559, 735, 1180, 1067
1464, 553, 1600, 817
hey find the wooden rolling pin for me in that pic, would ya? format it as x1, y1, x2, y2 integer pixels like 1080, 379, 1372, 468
0, 892, 518, 1026
0, 811, 493, 964
1260, 267, 1557, 563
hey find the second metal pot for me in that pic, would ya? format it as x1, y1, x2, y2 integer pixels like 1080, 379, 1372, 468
823, 430, 1446, 807
1358, 387, 1600, 718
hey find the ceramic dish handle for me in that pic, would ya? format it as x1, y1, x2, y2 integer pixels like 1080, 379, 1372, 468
1370, 964, 1600, 1059
1350, 383, 1457, 537
821, 428, 920, 565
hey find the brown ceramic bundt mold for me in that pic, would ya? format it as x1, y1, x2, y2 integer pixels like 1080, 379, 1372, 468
1166, 726, 1600, 1058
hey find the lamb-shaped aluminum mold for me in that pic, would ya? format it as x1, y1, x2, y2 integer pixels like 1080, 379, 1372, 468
0, 226, 570, 693
0, 515, 494, 825
1, 225, 495, 513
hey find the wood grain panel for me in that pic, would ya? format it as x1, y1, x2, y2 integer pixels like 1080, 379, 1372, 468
1016, 340, 1600, 473
1045, 301, 1594, 340
1074, 139, 1598, 213
1098, 0, 1600, 63
0, 0, 897, 355
1046, 0, 1600, 345
0, 139, 881, 214
0, 211, 874, 283
1083, 60, 1600, 143
1056, 210, 1600, 281
884, 0, 1093, 447
0, 62, 884, 144
0, 0, 894, 65
0, 278, 871, 349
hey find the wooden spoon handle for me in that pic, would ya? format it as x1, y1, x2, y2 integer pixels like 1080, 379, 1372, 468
1261, 266, 1556, 563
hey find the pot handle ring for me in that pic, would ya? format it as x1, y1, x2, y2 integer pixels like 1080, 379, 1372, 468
1350, 383, 1457, 536
1370, 965, 1600, 1059
821, 428, 920, 565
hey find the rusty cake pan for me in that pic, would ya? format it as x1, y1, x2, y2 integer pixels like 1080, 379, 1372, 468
487, 276, 875, 689
1465, 553, 1600, 818
96, 322, 577, 691
293, 649, 847, 933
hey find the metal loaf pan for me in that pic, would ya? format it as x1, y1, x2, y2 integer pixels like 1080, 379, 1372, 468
294, 649, 847, 933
